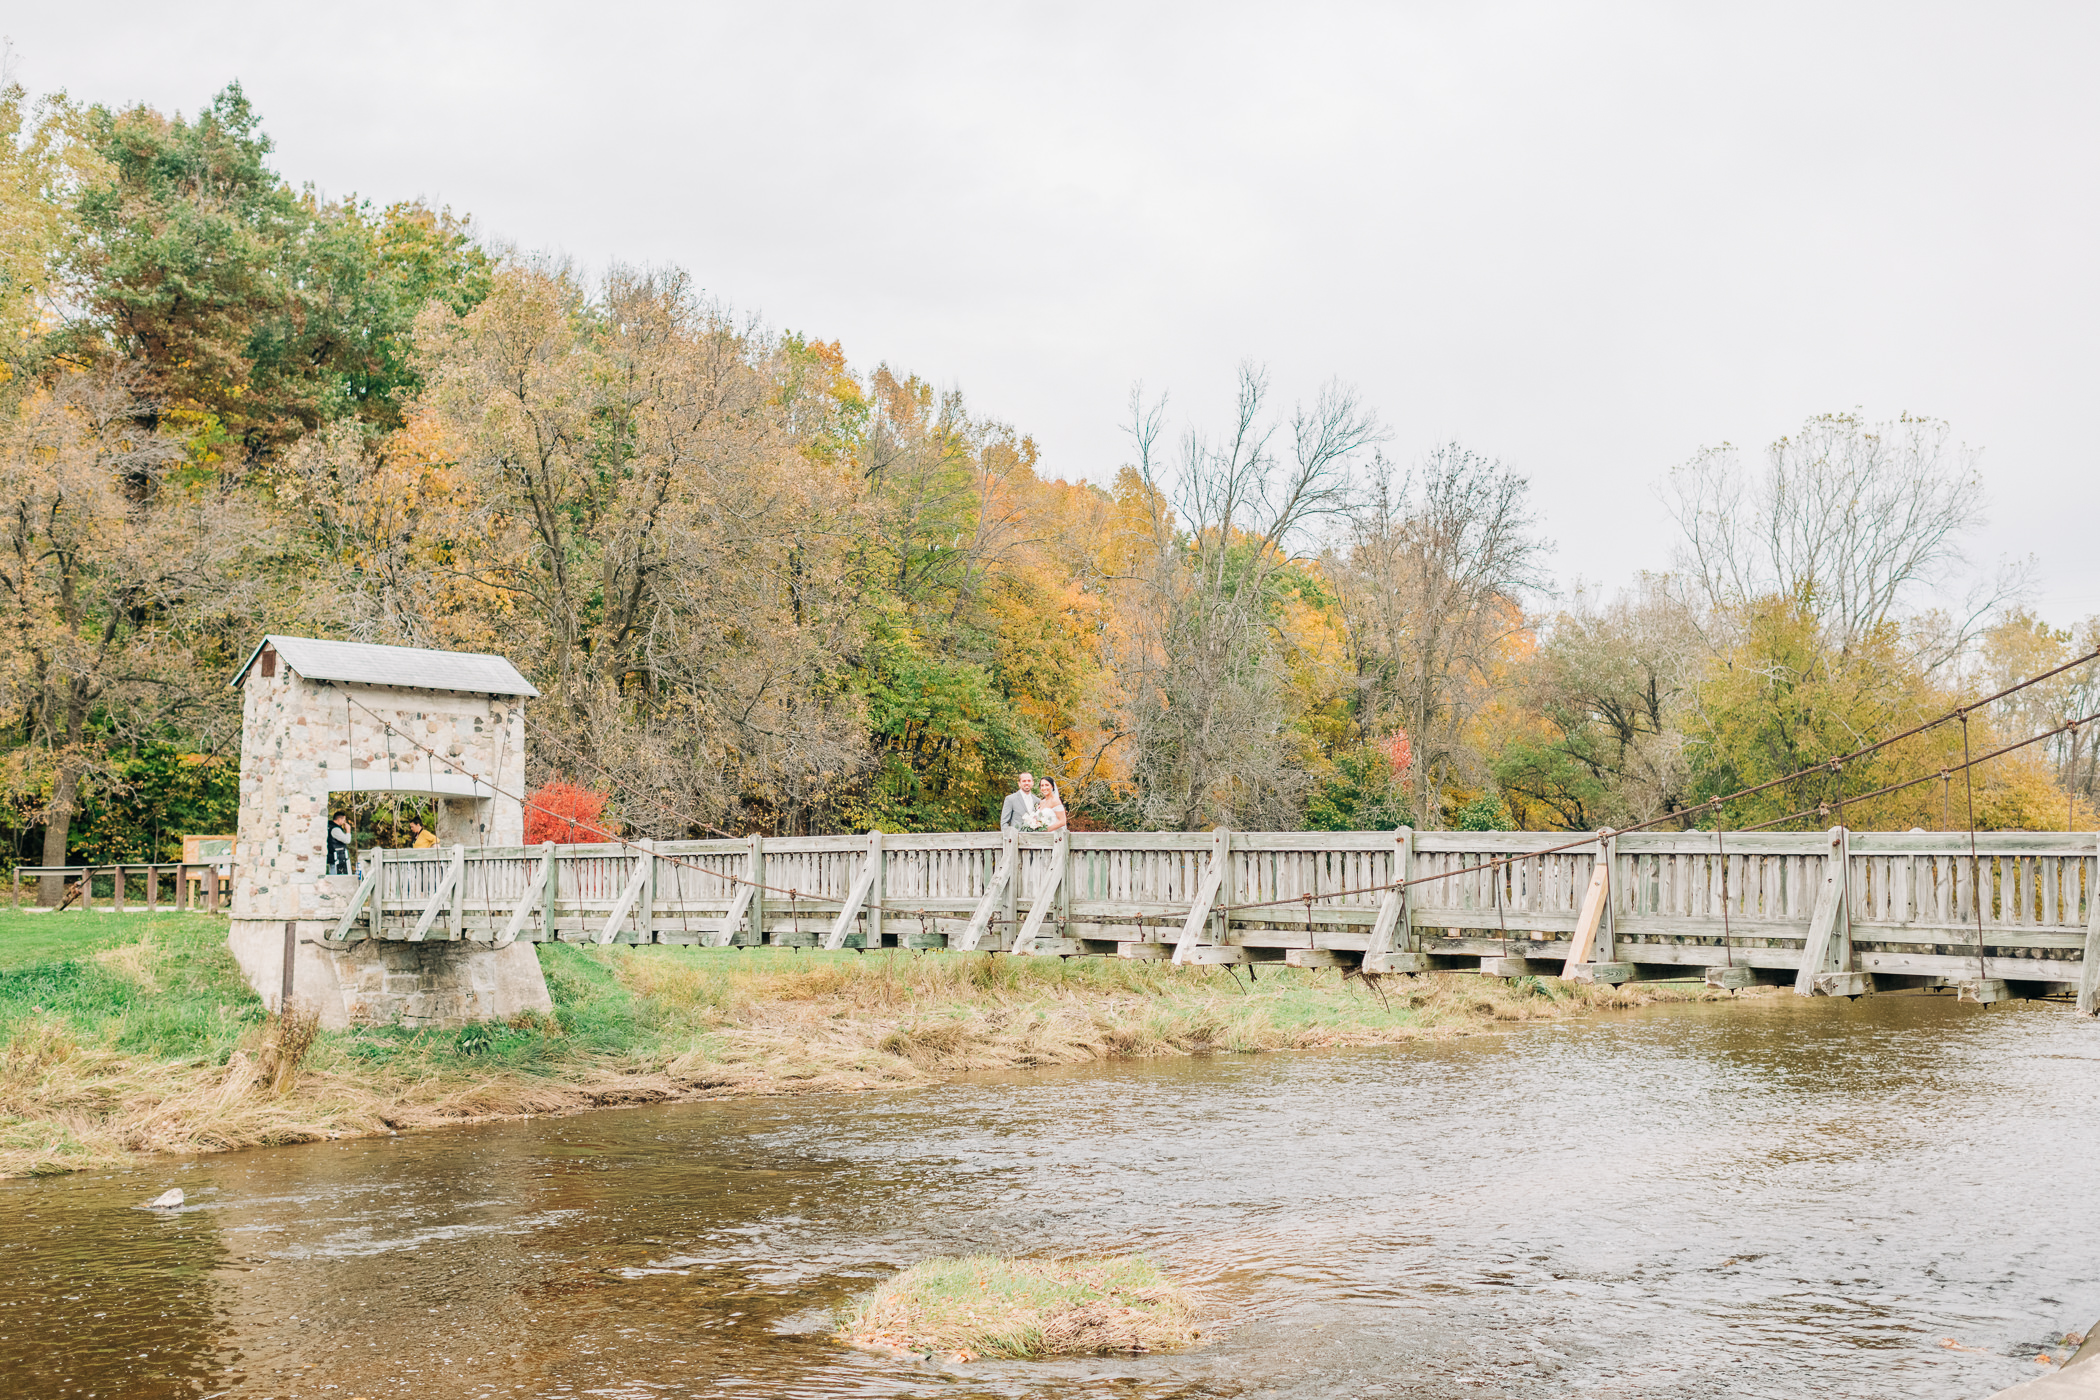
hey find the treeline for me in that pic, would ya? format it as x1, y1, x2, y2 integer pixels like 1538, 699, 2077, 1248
3, 81, 2093, 866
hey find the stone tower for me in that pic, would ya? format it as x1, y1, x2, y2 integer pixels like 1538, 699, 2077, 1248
225, 635, 552, 1028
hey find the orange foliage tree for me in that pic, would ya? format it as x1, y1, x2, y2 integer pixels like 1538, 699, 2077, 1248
524, 780, 616, 845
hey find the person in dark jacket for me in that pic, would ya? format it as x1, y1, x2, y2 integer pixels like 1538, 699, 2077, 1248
326, 816, 353, 874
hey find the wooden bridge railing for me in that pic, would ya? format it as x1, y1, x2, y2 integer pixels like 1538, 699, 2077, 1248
11, 863, 227, 913
322, 827, 2100, 1012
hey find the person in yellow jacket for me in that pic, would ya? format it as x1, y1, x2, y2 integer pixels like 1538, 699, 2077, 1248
408, 819, 439, 850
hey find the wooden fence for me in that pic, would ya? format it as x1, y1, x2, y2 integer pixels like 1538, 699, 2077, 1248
11, 863, 227, 913
326, 827, 2100, 1012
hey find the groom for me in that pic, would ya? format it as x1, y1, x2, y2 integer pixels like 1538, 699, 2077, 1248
999, 771, 1037, 831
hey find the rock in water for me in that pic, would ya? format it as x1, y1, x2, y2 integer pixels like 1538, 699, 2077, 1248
146, 1188, 183, 1210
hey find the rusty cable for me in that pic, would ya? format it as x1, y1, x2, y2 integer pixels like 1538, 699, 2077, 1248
1216, 700, 2100, 919
332, 661, 2100, 940
1729, 707, 2100, 834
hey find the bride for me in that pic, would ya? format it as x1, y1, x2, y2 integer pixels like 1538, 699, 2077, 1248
1032, 777, 1069, 832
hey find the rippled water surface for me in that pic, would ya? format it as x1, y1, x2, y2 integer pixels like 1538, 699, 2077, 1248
6, 991, 2099, 1399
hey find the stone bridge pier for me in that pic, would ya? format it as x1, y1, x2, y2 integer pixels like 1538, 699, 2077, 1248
225, 635, 553, 1029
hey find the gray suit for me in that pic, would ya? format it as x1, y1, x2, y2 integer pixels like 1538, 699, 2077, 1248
999, 790, 1037, 830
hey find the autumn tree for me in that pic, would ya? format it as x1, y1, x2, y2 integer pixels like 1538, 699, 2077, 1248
17, 67, 2100, 861
1637, 413, 2064, 831
0, 76, 102, 356
841, 368, 1064, 828
1662, 413, 2006, 664
62, 83, 490, 460
0, 370, 260, 898
1332, 445, 1546, 827
1109, 366, 1380, 829
1979, 609, 2100, 818
856, 367, 993, 610
401, 262, 884, 833
523, 780, 615, 844
1494, 578, 1697, 830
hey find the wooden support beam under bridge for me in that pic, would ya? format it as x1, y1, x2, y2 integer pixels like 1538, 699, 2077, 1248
318, 826, 2100, 1010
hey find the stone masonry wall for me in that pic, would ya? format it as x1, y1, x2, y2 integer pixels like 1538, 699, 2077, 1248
227, 659, 545, 1028
232, 668, 526, 923
330, 938, 548, 1027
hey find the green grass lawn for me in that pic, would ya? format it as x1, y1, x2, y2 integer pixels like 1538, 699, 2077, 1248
0, 909, 219, 972
0, 903, 1714, 1179
0, 913, 1703, 1078
0, 911, 262, 1061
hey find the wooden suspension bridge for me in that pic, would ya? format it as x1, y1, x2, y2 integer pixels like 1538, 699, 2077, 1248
323, 825, 2100, 1014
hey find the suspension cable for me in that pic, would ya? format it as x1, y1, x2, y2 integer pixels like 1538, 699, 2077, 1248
327, 651, 2100, 929
1962, 712, 1986, 983
1219, 696, 2100, 915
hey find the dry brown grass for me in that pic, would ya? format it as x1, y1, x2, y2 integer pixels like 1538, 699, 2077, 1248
91, 936, 162, 993
838, 1254, 1200, 1360
0, 932, 1723, 1178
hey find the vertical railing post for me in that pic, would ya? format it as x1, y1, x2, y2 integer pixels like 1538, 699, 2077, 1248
1210, 827, 1232, 945
1835, 825, 1853, 972
748, 833, 766, 945
449, 844, 467, 941
2077, 836, 2100, 1015
1057, 829, 1074, 936
145, 862, 158, 915
1397, 825, 1416, 952
636, 839, 657, 944
1002, 830, 1019, 942
1793, 826, 1849, 994
1596, 828, 1618, 964
112, 864, 125, 914
370, 849, 386, 937
866, 830, 885, 948
539, 842, 556, 940
207, 865, 222, 915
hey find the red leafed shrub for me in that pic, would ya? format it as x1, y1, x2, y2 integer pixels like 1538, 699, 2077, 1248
1383, 729, 1413, 779
524, 780, 616, 845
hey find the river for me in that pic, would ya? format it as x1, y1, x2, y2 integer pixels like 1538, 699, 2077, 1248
5, 991, 2098, 1399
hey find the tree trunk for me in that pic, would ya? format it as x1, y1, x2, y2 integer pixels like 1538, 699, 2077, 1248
38, 760, 78, 908
38, 691, 91, 907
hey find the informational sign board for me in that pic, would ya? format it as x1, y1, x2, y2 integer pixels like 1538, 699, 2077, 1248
182, 834, 235, 873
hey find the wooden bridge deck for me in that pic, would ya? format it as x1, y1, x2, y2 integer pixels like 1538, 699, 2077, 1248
325, 827, 2100, 1012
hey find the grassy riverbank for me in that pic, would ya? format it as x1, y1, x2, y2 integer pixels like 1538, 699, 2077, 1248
0, 910, 1718, 1178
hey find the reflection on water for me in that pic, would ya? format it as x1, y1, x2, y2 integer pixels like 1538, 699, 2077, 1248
5, 991, 2099, 1398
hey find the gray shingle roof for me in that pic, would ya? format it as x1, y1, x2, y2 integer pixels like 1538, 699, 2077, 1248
231, 635, 540, 697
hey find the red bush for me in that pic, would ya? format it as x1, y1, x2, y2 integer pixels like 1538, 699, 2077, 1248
1383, 729, 1413, 779
524, 780, 616, 845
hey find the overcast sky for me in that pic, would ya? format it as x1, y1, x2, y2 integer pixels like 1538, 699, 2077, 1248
11, 3, 2097, 621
